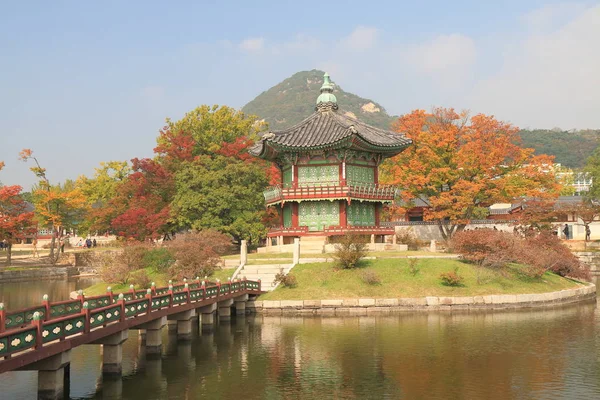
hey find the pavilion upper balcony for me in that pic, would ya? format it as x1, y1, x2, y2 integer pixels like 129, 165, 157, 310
263, 181, 398, 205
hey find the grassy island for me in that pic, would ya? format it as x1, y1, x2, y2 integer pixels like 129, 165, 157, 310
259, 258, 582, 301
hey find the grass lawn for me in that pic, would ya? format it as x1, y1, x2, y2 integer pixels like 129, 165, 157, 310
82, 266, 238, 296
259, 258, 582, 300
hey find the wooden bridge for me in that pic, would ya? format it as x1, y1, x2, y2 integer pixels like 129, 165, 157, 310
0, 278, 261, 399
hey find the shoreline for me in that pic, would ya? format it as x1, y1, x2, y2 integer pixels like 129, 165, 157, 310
0, 266, 98, 283
248, 283, 597, 314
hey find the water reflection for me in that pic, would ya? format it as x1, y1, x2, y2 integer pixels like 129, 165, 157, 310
0, 278, 599, 399
0, 277, 99, 309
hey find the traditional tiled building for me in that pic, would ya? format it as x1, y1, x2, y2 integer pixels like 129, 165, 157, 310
250, 73, 411, 244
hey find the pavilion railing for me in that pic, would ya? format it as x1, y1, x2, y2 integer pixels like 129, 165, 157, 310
264, 182, 397, 204
0, 278, 261, 359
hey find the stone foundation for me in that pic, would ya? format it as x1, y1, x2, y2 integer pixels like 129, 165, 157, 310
247, 284, 596, 314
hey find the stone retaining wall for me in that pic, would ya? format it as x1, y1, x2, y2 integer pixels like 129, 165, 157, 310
0, 266, 98, 283
248, 284, 596, 314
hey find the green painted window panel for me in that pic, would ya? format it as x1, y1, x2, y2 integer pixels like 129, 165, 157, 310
283, 168, 292, 188
347, 165, 375, 185
348, 202, 376, 226
298, 166, 339, 186
283, 204, 292, 228
299, 201, 340, 231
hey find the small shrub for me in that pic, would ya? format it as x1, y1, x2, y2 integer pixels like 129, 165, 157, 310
440, 267, 464, 286
167, 230, 233, 280
361, 270, 381, 285
408, 258, 420, 276
274, 270, 298, 288
94, 243, 148, 285
396, 228, 428, 250
130, 269, 151, 288
144, 247, 174, 272
332, 234, 368, 269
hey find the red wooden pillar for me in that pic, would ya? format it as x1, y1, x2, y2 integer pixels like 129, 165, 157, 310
375, 203, 381, 227
374, 166, 379, 185
292, 203, 299, 228
292, 164, 299, 189
339, 162, 346, 186
340, 201, 348, 228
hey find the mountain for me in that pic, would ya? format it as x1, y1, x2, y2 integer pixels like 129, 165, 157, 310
243, 70, 600, 168
518, 129, 600, 169
242, 69, 397, 131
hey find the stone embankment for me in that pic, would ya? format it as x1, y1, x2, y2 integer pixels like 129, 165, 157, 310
248, 284, 596, 314
0, 266, 97, 283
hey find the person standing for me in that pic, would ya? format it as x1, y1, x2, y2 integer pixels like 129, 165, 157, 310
586, 225, 591, 241
563, 224, 570, 240
32, 238, 39, 258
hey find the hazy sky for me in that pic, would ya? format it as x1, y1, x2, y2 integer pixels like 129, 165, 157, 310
1, 1, 599, 189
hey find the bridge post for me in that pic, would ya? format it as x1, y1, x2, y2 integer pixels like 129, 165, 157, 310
167, 309, 196, 341
199, 303, 217, 331
21, 350, 71, 400
234, 294, 249, 316
90, 329, 129, 376
138, 316, 166, 354
218, 299, 234, 321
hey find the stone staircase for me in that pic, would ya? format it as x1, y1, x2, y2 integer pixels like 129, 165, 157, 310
237, 263, 294, 291
299, 236, 327, 254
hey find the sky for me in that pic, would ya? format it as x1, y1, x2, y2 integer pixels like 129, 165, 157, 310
1, 0, 599, 189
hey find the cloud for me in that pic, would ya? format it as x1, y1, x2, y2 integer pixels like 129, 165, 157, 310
470, 4, 600, 129
404, 34, 476, 74
341, 26, 379, 51
239, 37, 265, 52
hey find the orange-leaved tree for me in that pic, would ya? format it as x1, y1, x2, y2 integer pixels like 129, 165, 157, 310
380, 108, 560, 241
19, 149, 88, 263
0, 161, 36, 265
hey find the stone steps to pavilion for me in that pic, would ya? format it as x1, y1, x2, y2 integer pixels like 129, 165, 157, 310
238, 263, 294, 291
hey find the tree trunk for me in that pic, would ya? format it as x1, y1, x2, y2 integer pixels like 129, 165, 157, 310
437, 221, 467, 243
6, 243, 12, 266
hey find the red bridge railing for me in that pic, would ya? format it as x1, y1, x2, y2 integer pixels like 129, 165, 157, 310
0, 277, 261, 360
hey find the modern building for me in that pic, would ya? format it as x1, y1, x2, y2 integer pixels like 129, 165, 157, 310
250, 73, 411, 245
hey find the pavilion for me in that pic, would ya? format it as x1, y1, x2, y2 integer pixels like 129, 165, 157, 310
250, 73, 411, 247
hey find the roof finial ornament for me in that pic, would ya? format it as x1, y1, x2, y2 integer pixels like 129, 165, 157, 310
316, 72, 338, 112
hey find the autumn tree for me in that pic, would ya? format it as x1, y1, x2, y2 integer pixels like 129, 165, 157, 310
155, 105, 275, 244
19, 149, 88, 263
0, 161, 36, 265
76, 161, 131, 234
170, 156, 269, 243
109, 158, 175, 240
381, 108, 560, 241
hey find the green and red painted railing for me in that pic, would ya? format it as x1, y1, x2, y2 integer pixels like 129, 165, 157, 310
0, 277, 261, 360
264, 182, 397, 204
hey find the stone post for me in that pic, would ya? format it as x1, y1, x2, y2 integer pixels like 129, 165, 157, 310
293, 238, 300, 265
90, 330, 129, 376
234, 294, 249, 316
240, 239, 248, 265
199, 303, 217, 331
23, 350, 71, 400
138, 316, 166, 354
392, 234, 397, 245
167, 309, 195, 341
430, 240, 436, 252
370, 234, 375, 244
218, 299, 234, 322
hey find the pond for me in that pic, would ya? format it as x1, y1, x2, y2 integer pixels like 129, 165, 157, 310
0, 278, 598, 399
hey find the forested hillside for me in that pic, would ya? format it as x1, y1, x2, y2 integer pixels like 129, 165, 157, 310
518, 129, 600, 168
